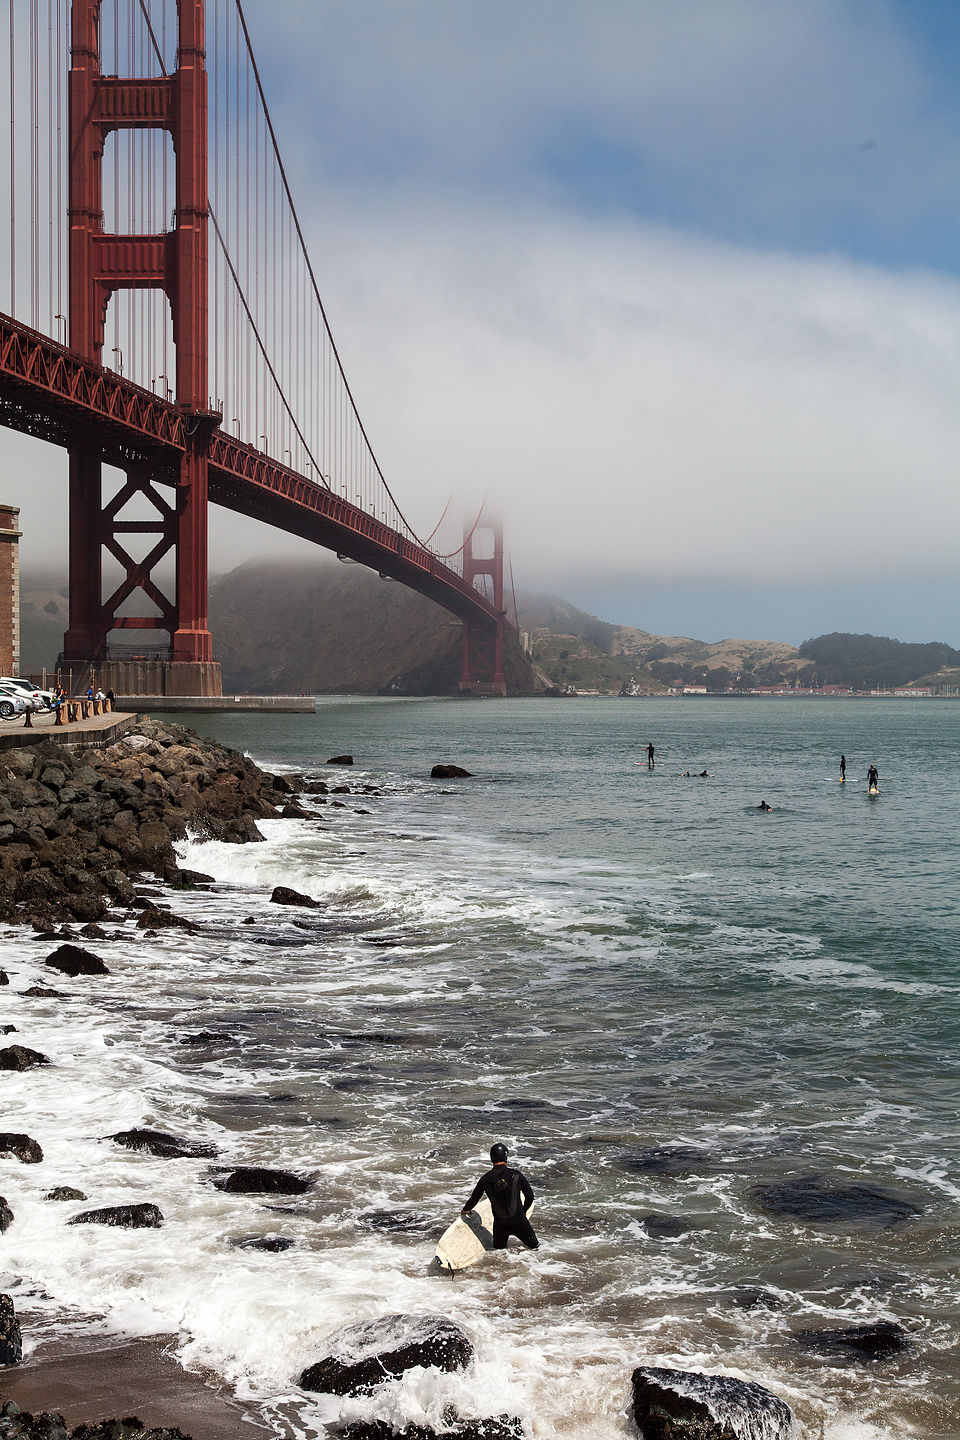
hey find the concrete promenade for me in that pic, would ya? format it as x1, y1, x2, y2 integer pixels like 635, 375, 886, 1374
0, 706, 137, 752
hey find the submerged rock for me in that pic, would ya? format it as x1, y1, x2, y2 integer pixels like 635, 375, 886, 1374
793, 1320, 915, 1365
728, 1287, 787, 1312
619, 1146, 711, 1178
232, 1234, 296, 1252
22, 986, 66, 999
44, 943, 109, 976
45, 1186, 87, 1202
111, 1128, 219, 1160
68, 1203, 164, 1229
0, 1045, 50, 1071
326, 754, 354, 765
0, 1133, 43, 1163
638, 1213, 698, 1240
754, 1175, 923, 1226
631, 1366, 792, 1440
300, 1313, 473, 1396
211, 1166, 312, 1195
0, 1293, 22, 1366
430, 764, 473, 779
270, 886, 320, 908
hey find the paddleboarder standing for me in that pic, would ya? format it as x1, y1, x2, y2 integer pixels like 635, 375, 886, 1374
462, 1143, 539, 1250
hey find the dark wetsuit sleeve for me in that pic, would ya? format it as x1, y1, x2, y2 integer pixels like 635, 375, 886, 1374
518, 1172, 534, 1212
462, 1176, 486, 1213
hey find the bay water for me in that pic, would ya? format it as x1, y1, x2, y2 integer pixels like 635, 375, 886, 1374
1, 697, 957, 1438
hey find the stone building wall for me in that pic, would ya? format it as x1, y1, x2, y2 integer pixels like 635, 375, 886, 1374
0, 505, 22, 676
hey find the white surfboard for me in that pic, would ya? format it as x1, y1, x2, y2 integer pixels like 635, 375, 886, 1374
434, 1197, 536, 1271
435, 1195, 496, 1271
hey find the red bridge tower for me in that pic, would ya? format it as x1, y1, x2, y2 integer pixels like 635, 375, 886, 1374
460, 517, 506, 695
62, 0, 221, 696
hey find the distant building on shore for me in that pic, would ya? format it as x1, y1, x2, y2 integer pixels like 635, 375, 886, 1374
0, 504, 21, 676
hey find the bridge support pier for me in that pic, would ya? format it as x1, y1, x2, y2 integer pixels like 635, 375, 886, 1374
459, 516, 507, 695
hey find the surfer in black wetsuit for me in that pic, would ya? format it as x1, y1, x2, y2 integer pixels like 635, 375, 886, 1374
462, 1143, 539, 1250
647, 743, 655, 769
867, 764, 879, 791
757, 800, 772, 811
840, 754, 846, 781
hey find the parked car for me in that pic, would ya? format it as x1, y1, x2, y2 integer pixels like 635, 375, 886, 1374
0, 677, 54, 710
0, 683, 27, 719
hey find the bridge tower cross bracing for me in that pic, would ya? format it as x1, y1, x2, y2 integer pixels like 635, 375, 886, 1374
460, 517, 506, 695
61, 0, 221, 696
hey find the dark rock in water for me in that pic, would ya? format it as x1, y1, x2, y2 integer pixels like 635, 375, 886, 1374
340, 1417, 522, 1440
23, 985, 66, 999
0, 1195, 12, 1232
430, 764, 473, 779
0, 969, 7, 985
45, 1186, 87, 1202
79, 923, 109, 939
111, 1127, 219, 1160
631, 1366, 792, 1440
754, 1175, 924, 1226
793, 1320, 915, 1365
233, 1234, 296, 1252
300, 1313, 473, 1396
44, 943, 109, 976
69, 1202, 164, 1229
729, 1287, 787, 1311
639, 1213, 697, 1240
496, 1097, 548, 1110
0, 1133, 43, 1163
357, 1208, 434, 1236
270, 885, 320, 908
281, 804, 310, 819
0, 1045, 50, 1071
0, 1293, 23, 1366
212, 1166, 312, 1195
178, 1030, 236, 1046
0, 1026, 16, 1035
326, 754, 354, 765
619, 1146, 711, 1178
136, 908, 197, 932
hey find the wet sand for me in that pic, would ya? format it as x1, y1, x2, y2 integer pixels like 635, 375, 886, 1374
0, 1326, 271, 1439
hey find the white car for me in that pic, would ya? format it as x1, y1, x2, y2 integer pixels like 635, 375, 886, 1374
0, 684, 27, 719
0, 677, 54, 710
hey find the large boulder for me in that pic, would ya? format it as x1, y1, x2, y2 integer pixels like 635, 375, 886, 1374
0, 1045, 50, 1071
430, 764, 473, 779
0, 1293, 22, 1366
111, 1128, 219, 1160
326, 754, 354, 765
270, 886, 320, 909
300, 1313, 473, 1396
0, 1133, 43, 1163
793, 1320, 914, 1364
45, 943, 110, 976
754, 1175, 923, 1225
68, 1203, 164, 1228
211, 1166, 312, 1195
631, 1366, 792, 1440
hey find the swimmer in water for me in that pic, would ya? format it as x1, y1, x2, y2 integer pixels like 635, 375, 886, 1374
757, 800, 772, 811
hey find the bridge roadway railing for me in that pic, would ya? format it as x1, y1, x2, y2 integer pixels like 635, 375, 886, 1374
0, 311, 500, 631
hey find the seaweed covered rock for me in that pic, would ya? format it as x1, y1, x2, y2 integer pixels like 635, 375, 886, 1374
300, 1313, 473, 1396
111, 1129, 218, 1160
0, 1294, 22, 1366
211, 1166, 311, 1195
68, 1203, 164, 1229
793, 1320, 915, 1364
44, 944, 109, 977
631, 1366, 792, 1440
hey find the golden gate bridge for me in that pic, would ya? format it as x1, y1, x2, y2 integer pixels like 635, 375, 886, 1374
0, 0, 511, 695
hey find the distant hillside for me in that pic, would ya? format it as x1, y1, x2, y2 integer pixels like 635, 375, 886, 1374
799, 632, 960, 689
518, 590, 812, 693
209, 559, 538, 695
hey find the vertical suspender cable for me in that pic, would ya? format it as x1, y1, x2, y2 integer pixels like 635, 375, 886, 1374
9, 0, 15, 313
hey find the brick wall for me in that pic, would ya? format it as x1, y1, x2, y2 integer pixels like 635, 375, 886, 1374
0, 505, 22, 677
